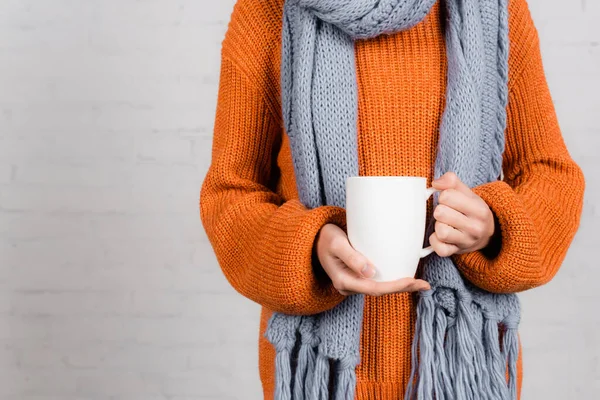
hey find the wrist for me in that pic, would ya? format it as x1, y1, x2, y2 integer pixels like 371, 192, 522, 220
312, 225, 329, 283
481, 210, 502, 259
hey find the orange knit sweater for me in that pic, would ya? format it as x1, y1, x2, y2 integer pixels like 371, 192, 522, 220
200, 0, 585, 399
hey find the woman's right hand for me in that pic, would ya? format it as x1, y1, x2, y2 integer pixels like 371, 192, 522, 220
314, 223, 431, 296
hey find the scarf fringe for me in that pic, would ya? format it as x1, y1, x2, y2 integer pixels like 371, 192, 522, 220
485, 314, 510, 400
274, 346, 293, 400
293, 341, 317, 399
294, 345, 359, 400
416, 291, 435, 400
264, 314, 301, 400
294, 317, 319, 400
310, 352, 330, 400
433, 308, 452, 400
406, 291, 520, 400
454, 302, 478, 400
404, 289, 425, 400
472, 315, 494, 400
334, 357, 358, 400
503, 318, 520, 400
267, 296, 520, 400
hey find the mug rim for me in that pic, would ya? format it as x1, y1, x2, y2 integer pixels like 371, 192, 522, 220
346, 176, 427, 181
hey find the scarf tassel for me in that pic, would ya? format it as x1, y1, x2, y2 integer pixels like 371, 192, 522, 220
404, 290, 435, 400
484, 314, 510, 400
453, 301, 479, 400
293, 341, 317, 400
472, 318, 495, 400
274, 345, 293, 400
334, 356, 358, 400
406, 292, 522, 400
433, 308, 452, 400
503, 318, 520, 400
310, 352, 330, 400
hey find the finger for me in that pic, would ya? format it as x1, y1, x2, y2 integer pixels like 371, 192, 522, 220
342, 276, 431, 297
331, 237, 376, 278
437, 188, 477, 216
434, 221, 471, 248
429, 232, 460, 257
432, 171, 472, 195
329, 267, 360, 296
434, 204, 471, 232
375, 278, 431, 295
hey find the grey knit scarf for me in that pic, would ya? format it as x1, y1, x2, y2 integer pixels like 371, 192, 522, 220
265, 1, 521, 399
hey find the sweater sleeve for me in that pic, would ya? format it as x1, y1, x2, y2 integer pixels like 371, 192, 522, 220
200, 50, 346, 315
452, 0, 585, 294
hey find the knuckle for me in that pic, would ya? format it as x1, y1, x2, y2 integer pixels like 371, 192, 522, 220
429, 235, 439, 249
439, 189, 454, 204
436, 223, 451, 241
479, 206, 492, 220
447, 172, 458, 185
346, 253, 363, 271
404, 282, 418, 293
437, 246, 453, 257
467, 238, 478, 248
439, 249, 451, 257
329, 236, 346, 253
470, 222, 484, 238
332, 276, 346, 292
364, 282, 382, 297
439, 191, 448, 204
436, 228, 448, 241
470, 202, 485, 218
471, 208, 484, 221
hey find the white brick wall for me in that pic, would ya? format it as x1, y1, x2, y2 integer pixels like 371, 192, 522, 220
0, 1, 597, 399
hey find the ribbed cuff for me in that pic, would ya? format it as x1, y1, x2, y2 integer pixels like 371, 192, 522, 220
453, 180, 541, 294
257, 202, 347, 315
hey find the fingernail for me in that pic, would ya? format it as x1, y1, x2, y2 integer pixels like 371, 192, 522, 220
361, 264, 376, 278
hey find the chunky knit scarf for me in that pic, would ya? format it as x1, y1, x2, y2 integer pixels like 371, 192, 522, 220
265, 1, 521, 399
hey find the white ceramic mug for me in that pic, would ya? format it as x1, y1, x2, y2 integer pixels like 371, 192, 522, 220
345, 176, 439, 282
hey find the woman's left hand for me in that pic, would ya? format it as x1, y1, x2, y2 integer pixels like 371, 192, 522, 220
429, 172, 496, 257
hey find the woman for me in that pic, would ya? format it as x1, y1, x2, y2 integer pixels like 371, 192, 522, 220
200, 0, 585, 399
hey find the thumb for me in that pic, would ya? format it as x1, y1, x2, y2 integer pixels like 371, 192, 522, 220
432, 172, 457, 190
333, 239, 377, 279
432, 171, 470, 193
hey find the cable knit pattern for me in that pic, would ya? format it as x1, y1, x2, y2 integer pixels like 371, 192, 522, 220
199, 0, 585, 399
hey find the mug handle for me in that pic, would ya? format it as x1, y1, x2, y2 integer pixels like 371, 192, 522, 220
420, 187, 440, 258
